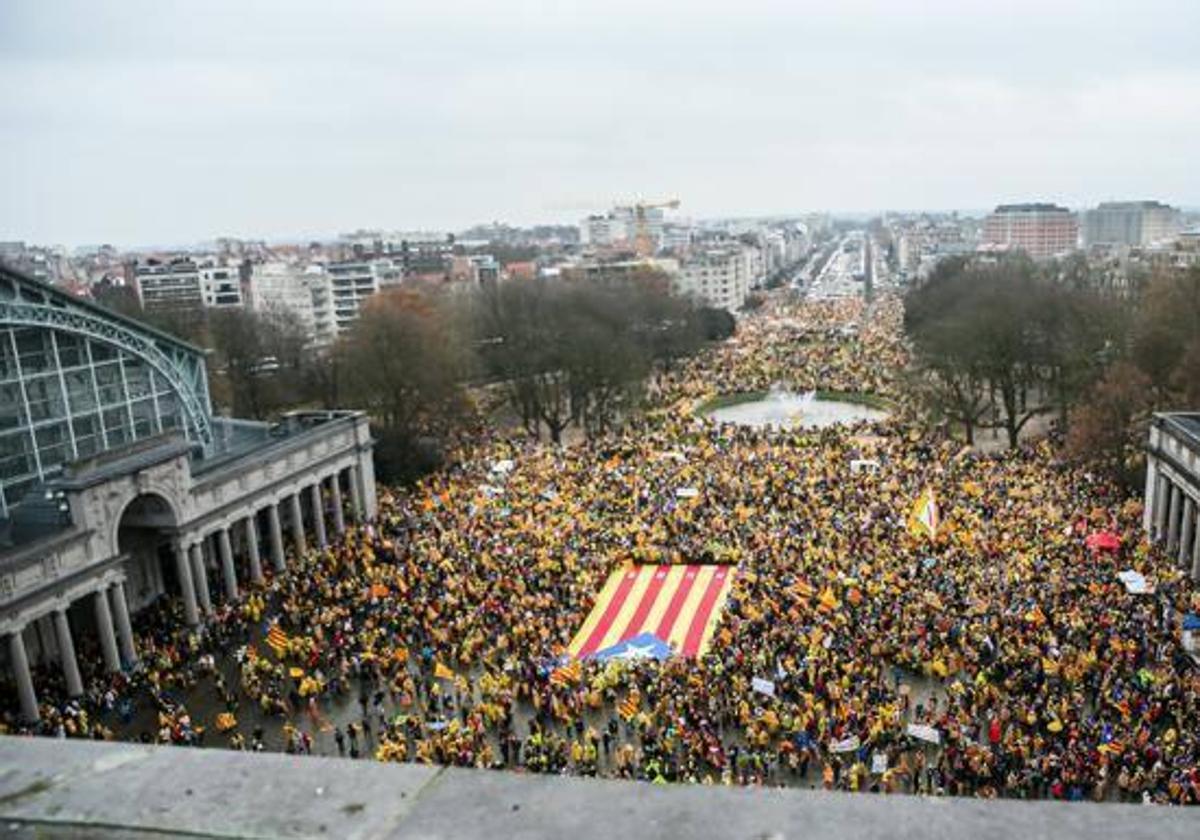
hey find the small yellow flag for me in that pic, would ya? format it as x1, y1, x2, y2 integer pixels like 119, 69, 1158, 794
908, 488, 940, 540
434, 662, 454, 680
818, 587, 841, 612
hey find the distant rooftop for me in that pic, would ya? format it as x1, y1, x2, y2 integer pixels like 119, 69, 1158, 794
191, 411, 362, 478
1093, 200, 1176, 211
0, 261, 207, 358
992, 203, 1071, 214
0, 411, 361, 556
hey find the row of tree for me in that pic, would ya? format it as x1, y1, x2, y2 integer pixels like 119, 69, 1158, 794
905, 256, 1124, 447
99, 271, 732, 482
473, 272, 720, 443
905, 256, 1200, 485
1065, 266, 1200, 482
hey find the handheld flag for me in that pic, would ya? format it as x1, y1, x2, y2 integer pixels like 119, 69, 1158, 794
618, 691, 641, 721
433, 662, 455, 680
266, 624, 289, 658
908, 488, 940, 540
817, 587, 842, 612
550, 659, 583, 687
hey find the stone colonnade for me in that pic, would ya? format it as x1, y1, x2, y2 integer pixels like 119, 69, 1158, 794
1144, 459, 1200, 580
5, 462, 367, 724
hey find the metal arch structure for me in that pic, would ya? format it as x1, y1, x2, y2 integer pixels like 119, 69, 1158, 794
0, 267, 214, 452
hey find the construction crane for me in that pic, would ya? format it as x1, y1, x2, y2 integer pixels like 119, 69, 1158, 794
612, 198, 681, 257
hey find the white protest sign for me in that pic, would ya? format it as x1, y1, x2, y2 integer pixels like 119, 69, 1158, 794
906, 723, 941, 745
751, 677, 776, 697
830, 735, 861, 753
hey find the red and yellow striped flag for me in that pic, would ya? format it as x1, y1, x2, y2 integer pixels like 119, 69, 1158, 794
550, 659, 582, 688
618, 691, 640, 721
567, 564, 736, 660
266, 625, 289, 658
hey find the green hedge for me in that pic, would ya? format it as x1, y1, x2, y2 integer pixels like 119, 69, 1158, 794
695, 391, 768, 413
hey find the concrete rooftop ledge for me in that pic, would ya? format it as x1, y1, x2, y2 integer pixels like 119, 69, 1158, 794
0, 737, 1193, 840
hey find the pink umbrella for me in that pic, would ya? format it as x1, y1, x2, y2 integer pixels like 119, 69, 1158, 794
1085, 531, 1121, 552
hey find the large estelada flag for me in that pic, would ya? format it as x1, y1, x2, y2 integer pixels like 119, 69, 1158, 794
568, 564, 736, 661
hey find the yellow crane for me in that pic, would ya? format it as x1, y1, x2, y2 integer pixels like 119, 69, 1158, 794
612, 198, 681, 256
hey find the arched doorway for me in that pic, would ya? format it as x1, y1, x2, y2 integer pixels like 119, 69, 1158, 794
115, 493, 179, 613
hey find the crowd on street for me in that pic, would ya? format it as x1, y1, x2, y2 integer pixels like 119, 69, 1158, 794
4, 291, 1199, 805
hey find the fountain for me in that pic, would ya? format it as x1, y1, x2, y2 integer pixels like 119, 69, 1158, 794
705, 387, 886, 430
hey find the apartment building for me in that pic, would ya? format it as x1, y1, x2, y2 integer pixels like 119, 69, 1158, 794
325, 260, 380, 335
199, 264, 242, 308
131, 258, 204, 310
982, 203, 1079, 260
580, 214, 628, 248
1083, 201, 1182, 248
676, 247, 751, 312
246, 261, 321, 339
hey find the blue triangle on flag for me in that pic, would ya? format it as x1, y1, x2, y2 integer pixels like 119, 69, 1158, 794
590, 632, 673, 663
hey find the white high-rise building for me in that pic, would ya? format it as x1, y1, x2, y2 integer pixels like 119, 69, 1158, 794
676, 247, 752, 312
199, 264, 242, 308
580, 214, 629, 247
134, 258, 243, 310
325, 259, 396, 335
248, 262, 319, 337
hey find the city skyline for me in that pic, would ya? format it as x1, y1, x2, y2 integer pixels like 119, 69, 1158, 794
3, 0, 1199, 246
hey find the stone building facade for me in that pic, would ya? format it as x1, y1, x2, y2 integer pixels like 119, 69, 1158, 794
0, 265, 376, 723
1143, 413, 1200, 579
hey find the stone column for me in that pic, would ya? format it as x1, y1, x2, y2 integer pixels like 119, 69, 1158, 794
1167, 483, 1182, 553
54, 608, 84, 698
359, 453, 378, 520
93, 588, 121, 674
244, 514, 264, 584
109, 582, 137, 665
218, 527, 238, 602
36, 614, 58, 664
9, 631, 39, 723
330, 473, 346, 535
1154, 476, 1171, 541
267, 503, 286, 572
1192, 507, 1200, 581
348, 464, 364, 522
174, 543, 200, 626
289, 492, 306, 555
1143, 457, 1159, 534
310, 483, 327, 549
1180, 497, 1196, 568
190, 542, 213, 615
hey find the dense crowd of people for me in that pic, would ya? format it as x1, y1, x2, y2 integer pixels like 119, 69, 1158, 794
4, 291, 1199, 804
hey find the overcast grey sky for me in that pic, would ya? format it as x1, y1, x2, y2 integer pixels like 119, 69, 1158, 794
2, 0, 1197, 247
